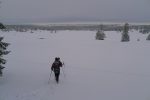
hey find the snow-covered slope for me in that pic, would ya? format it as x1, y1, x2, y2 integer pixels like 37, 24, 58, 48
0, 30, 150, 100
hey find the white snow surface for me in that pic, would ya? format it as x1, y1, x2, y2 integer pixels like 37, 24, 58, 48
0, 30, 150, 100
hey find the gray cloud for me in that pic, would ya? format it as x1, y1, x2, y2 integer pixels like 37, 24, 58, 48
0, 0, 150, 24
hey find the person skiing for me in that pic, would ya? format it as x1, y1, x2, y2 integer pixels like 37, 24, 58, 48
51, 57, 63, 83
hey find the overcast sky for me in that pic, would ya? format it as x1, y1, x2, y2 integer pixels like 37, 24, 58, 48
0, 0, 150, 24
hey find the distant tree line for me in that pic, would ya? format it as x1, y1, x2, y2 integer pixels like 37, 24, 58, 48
2, 24, 150, 33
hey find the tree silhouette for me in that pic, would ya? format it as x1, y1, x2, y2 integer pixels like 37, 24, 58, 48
0, 37, 10, 76
95, 24, 106, 40
121, 23, 130, 42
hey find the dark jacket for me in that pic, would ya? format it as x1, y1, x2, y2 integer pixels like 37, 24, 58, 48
51, 60, 62, 72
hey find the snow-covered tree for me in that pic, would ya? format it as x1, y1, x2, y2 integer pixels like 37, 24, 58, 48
0, 2, 10, 76
146, 34, 150, 40
95, 24, 105, 40
0, 36, 10, 76
121, 23, 130, 42
95, 30, 105, 40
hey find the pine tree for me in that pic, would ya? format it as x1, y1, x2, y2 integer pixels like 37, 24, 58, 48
95, 24, 105, 40
0, 37, 10, 76
121, 23, 130, 42
0, 9, 10, 76
95, 30, 105, 40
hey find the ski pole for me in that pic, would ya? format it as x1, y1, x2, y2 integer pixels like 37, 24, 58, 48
48, 70, 52, 83
63, 62, 65, 68
62, 62, 66, 77
62, 67, 65, 77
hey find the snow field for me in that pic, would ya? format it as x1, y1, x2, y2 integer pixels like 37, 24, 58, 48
0, 30, 150, 100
